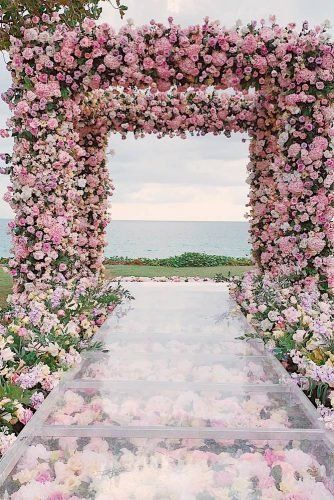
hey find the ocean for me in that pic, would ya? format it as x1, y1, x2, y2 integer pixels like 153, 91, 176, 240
0, 219, 250, 258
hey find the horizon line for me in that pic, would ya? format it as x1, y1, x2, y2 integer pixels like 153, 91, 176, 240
0, 217, 248, 223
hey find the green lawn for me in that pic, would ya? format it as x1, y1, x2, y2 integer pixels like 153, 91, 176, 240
0, 269, 12, 307
0, 265, 252, 307
105, 265, 252, 279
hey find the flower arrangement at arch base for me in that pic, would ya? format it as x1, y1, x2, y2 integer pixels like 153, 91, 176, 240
230, 270, 334, 429
0, 277, 129, 457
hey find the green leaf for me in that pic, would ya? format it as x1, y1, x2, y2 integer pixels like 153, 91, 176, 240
19, 130, 34, 141
60, 87, 71, 99
271, 465, 282, 488
23, 77, 33, 90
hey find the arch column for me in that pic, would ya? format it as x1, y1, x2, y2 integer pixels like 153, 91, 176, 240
7, 98, 83, 293
73, 121, 113, 279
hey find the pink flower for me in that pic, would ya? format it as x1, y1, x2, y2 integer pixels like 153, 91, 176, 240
48, 493, 67, 500
35, 470, 52, 483
17, 327, 28, 337
33, 251, 45, 261
242, 33, 257, 54
47, 118, 58, 129
124, 52, 138, 65
288, 143, 301, 157
179, 57, 199, 76
308, 236, 325, 254
22, 47, 34, 60
211, 51, 227, 66
143, 57, 155, 70
104, 54, 121, 69
18, 408, 33, 425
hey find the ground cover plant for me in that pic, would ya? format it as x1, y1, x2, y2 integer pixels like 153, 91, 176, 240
105, 252, 252, 267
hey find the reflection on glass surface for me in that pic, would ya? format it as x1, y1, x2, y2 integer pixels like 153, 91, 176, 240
100, 337, 264, 356
74, 354, 283, 384
99, 282, 251, 338
47, 387, 315, 430
2, 437, 334, 499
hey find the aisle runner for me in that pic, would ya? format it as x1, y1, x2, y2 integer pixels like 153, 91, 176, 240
1, 283, 334, 498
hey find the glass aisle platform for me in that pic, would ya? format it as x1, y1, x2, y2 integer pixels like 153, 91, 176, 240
1, 282, 334, 499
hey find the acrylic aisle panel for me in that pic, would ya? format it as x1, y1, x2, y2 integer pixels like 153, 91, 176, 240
1, 283, 333, 499
1, 433, 334, 498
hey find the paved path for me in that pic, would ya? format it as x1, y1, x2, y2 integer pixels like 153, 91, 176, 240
1, 282, 333, 499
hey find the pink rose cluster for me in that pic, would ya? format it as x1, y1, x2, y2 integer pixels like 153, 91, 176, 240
2, 437, 334, 498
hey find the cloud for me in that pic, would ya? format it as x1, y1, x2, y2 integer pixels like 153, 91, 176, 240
101, 0, 334, 31
112, 183, 249, 221
167, 0, 183, 14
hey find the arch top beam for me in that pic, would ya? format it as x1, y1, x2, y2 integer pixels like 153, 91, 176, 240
10, 17, 333, 96
78, 89, 259, 139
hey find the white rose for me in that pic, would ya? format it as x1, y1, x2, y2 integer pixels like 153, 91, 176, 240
77, 178, 87, 188
260, 319, 273, 331
293, 329, 306, 343
21, 186, 33, 201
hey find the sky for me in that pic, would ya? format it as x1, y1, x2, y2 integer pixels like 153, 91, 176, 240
0, 0, 333, 221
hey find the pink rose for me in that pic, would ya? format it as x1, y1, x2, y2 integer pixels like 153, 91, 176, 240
307, 236, 325, 254
47, 118, 58, 129
179, 57, 199, 76
211, 51, 227, 66
143, 57, 155, 70
33, 251, 45, 260
18, 408, 33, 425
22, 47, 34, 60
104, 54, 121, 69
124, 52, 138, 65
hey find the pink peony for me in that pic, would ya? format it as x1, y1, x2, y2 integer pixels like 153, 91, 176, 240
22, 47, 34, 60
242, 33, 257, 54
307, 236, 326, 254
104, 54, 121, 69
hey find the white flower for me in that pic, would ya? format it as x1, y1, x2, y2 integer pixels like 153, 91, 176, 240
21, 186, 33, 201
0, 347, 15, 362
278, 131, 289, 146
268, 310, 279, 322
260, 319, 273, 331
293, 329, 306, 343
77, 178, 87, 188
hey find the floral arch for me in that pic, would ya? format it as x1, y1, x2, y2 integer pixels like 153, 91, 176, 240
0, 15, 334, 447
4, 16, 333, 294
